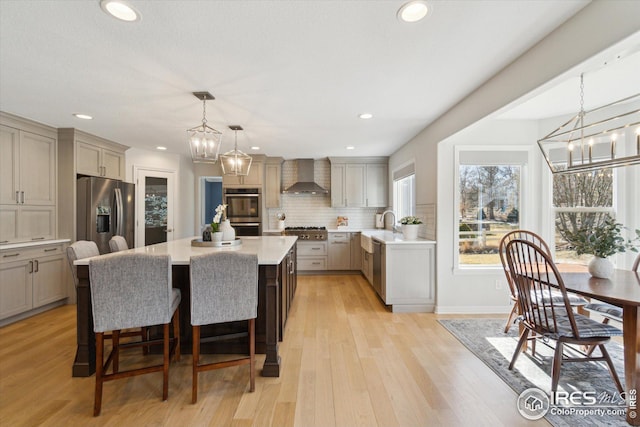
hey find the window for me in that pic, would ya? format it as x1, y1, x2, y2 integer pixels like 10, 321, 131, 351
393, 163, 415, 222
553, 169, 614, 264
454, 146, 530, 269
458, 165, 521, 265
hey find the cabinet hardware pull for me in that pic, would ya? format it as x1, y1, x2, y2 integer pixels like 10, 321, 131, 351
34, 260, 39, 272
312, 262, 321, 265
44, 248, 57, 252
29, 260, 33, 273
31, 237, 45, 241
0, 240, 8, 244
21, 191, 25, 204
16, 191, 20, 203
3, 253, 19, 258
311, 247, 320, 250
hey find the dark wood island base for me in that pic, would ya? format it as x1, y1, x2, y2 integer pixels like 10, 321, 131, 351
72, 238, 297, 378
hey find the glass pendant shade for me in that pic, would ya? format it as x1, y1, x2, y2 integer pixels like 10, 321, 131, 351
220, 126, 252, 176
187, 92, 223, 164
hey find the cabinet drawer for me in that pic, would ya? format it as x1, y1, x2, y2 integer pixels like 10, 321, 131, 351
297, 258, 327, 271
1, 244, 63, 264
329, 233, 349, 242
297, 242, 327, 256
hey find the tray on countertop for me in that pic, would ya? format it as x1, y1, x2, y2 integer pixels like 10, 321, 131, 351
191, 238, 242, 248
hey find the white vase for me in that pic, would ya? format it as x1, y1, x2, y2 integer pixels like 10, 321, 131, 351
212, 231, 223, 242
220, 219, 235, 241
402, 224, 419, 240
588, 256, 614, 279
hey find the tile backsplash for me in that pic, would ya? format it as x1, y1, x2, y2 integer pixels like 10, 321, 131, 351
265, 159, 383, 229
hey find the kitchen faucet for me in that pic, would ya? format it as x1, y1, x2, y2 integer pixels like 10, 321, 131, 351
380, 210, 398, 233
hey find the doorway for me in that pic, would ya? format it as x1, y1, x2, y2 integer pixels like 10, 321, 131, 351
199, 176, 223, 232
134, 167, 176, 247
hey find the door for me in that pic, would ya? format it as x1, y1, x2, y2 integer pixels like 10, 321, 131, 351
134, 167, 175, 247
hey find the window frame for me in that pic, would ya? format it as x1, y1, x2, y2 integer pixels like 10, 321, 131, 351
453, 145, 533, 273
392, 160, 416, 225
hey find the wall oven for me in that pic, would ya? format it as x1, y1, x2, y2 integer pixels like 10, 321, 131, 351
223, 188, 261, 236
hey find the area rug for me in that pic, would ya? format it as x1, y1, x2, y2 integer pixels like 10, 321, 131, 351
438, 318, 628, 427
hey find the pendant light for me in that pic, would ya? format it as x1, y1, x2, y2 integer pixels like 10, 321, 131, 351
187, 91, 223, 164
220, 125, 252, 176
538, 74, 640, 174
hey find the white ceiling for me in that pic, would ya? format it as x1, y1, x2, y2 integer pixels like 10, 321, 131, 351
0, 0, 593, 160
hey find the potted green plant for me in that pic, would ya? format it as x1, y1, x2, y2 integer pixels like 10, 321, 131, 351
564, 216, 640, 279
400, 216, 422, 240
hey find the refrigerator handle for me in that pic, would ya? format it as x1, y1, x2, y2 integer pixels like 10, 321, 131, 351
114, 188, 124, 236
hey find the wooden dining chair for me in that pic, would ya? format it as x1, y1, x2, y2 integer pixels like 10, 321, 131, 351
189, 252, 258, 403
505, 238, 624, 394
89, 253, 181, 416
499, 230, 587, 334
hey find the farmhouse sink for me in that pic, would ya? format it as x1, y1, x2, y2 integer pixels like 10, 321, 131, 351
361, 233, 374, 253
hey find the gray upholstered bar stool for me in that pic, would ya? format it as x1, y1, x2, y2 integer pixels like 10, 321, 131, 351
107, 235, 148, 350
108, 235, 129, 253
89, 253, 181, 416
189, 252, 258, 403
66, 240, 100, 287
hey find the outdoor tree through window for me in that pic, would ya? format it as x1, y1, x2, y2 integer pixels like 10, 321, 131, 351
458, 165, 521, 265
553, 169, 614, 263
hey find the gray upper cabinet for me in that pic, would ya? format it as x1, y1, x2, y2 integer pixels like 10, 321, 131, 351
264, 158, 283, 208
75, 136, 126, 180
329, 157, 388, 208
1, 114, 57, 244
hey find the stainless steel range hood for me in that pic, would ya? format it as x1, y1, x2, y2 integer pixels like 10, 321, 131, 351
282, 159, 329, 194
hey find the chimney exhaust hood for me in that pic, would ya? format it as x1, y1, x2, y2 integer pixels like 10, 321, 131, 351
282, 159, 329, 194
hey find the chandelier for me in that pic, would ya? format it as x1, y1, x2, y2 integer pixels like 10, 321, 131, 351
187, 91, 223, 164
220, 125, 252, 176
537, 74, 640, 174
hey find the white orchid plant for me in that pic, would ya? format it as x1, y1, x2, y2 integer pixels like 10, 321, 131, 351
211, 204, 228, 232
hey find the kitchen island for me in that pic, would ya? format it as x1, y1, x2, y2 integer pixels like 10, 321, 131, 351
72, 235, 298, 378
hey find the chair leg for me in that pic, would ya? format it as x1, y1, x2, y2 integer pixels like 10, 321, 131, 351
94, 332, 104, 416
173, 307, 180, 362
112, 330, 120, 374
509, 328, 530, 370
162, 323, 169, 401
599, 344, 624, 394
504, 304, 518, 333
551, 341, 564, 393
141, 327, 148, 355
249, 318, 255, 392
192, 325, 200, 404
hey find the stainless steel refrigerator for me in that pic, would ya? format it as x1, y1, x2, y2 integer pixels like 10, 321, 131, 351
77, 176, 135, 254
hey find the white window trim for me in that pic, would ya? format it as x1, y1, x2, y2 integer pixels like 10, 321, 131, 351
392, 159, 416, 220
453, 145, 535, 274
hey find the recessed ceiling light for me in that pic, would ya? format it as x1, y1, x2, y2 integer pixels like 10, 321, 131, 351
397, 1, 430, 23
100, 0, 140, 22
156, 146, 167, 151
250, 146, 260, 151
359, 113, 373, 119
73, 113, 93, 120
346, 146, 355, 150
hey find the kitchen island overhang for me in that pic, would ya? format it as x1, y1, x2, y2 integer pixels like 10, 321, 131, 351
72, 236, 298, 378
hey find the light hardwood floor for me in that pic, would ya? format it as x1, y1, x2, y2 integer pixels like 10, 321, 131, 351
0, 274, 549, 426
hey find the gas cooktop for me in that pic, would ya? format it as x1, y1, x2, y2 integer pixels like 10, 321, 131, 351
284, 226, 327, 240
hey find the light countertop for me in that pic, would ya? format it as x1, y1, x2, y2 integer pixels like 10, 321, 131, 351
360, 229, 436, 245
74, 236, 298, 266
1, 239, 71, 250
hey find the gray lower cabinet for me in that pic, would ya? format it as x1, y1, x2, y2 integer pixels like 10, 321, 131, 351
327, 232, 362, 271
0, 243, 66, 321
328, 232, 350, 270
297, 241, 327, 271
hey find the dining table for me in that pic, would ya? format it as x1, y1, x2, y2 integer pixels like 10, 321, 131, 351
71, 235, 298, 379
559, 269, 640, 426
